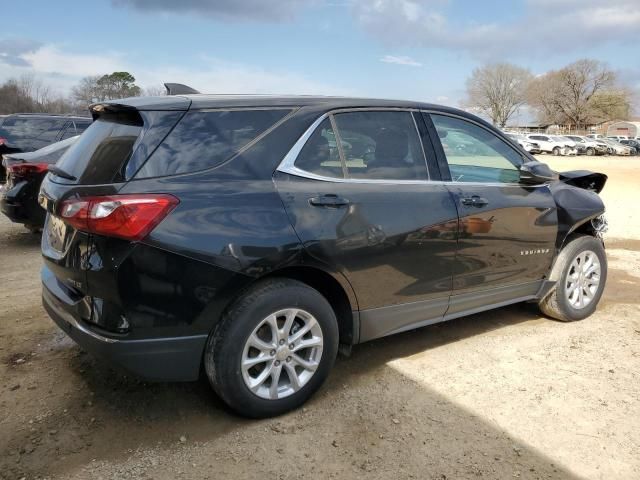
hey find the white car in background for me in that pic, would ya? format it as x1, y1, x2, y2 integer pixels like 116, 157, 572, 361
525, 134, 576, 156
505, 133, 541, 154
586, 134, 605, 140
603, 138, 633, 155
565, 135, 607, 155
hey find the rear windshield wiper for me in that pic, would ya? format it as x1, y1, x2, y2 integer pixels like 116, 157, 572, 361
48, 165, 77, 181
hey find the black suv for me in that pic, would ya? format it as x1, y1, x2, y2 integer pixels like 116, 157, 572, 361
0, 113, 91, 182
39, 95, 608, 418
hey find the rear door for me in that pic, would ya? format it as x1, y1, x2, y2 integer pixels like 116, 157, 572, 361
274, 109, 459, 342
425, 112, 557, 314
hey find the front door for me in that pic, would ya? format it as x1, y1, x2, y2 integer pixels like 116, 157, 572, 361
274, 109, 459, 341
426, 113, 558, 314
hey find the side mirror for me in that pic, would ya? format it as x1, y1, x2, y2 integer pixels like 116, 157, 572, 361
519, 161, 556, 185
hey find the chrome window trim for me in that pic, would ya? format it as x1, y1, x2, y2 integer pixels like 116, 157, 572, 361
276, 108, 548, 188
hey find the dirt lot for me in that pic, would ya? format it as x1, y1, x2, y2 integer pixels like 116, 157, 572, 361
1, 155, 639, 479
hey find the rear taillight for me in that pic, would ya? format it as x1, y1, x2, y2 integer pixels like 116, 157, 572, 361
7, 162, 49, 177
59, 194, 179, 241
0, 137, 6, 146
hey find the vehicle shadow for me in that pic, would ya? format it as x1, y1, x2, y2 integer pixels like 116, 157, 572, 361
2, 303, 581, 479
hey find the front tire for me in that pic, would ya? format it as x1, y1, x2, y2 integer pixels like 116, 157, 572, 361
204, 278, 339, 418
552, 147, 561, 156
539, 235, 607, 321
586, 147, 595, 156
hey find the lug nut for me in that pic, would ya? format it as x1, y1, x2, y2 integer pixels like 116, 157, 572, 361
289, 344, 294, 350
286, 356, 291, 362
274, 360, 280, 366
270, 350, 276, 356
279, 339, 285, 345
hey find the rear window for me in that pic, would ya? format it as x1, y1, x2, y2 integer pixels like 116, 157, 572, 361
1, 117, 66, 143
54, 114, 142, 184
135, 109, 291, 178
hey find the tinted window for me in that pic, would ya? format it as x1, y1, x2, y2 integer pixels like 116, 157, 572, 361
1, 117, 65, 143
136, 109, 290, 178
431, 114, 521, 184
54, 115, 142, 184
332, 111, 427, 180
294, 118, 343, 178
60, 123, 77, 140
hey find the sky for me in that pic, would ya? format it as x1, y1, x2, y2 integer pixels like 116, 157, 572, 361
1, 0, 639, 115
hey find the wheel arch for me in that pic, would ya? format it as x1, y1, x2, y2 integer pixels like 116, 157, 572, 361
262, 265, 360, 347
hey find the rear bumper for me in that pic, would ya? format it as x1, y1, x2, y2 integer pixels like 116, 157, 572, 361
42, 266, 207, 382
0, 179, 45, 226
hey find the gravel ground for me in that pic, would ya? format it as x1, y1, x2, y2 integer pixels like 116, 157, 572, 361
0, 155, 639, 479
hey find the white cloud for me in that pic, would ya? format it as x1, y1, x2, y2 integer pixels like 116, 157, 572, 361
352, 0, 640, 58
380, 55, 422, 67
0, 41, 350, 98
133, 56, 352, 95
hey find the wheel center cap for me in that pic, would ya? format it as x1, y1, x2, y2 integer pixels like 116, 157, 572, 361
276, 347, 290, 361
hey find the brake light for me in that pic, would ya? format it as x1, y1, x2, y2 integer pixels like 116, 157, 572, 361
59, 194, 179, 241
7, 162, 50, 177
0, 137, 6, 145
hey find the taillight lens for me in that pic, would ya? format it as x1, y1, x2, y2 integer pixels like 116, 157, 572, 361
59, 194, 179, 241
7, 162, 50, 177
0, 137, 6, 146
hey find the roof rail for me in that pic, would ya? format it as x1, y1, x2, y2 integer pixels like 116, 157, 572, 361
4, 112, 90, 118
164, 83, 201, 95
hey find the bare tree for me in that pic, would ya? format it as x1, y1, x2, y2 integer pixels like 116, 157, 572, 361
143, 85, 166, 97
527, 59, 631, 129
70, 75, 104, 107
0, 75, 74, 114
465, 63, 533, 127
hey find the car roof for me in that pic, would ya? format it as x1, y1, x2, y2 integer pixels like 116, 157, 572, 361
93, 94, 468, 115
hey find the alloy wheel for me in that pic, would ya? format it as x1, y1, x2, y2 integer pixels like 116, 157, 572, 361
565, 250, 601, 309
241, 308, 324, 400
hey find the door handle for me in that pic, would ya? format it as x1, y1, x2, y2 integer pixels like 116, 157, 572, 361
309, 194, 350, 208
461, 195, 489, 207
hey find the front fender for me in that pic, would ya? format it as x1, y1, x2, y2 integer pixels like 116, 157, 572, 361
551, 181, 605, 249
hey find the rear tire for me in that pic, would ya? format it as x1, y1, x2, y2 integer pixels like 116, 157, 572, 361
552, 147, 561, 156
539, 235, 607, 322
204, 278, 339, 418
586, 147, 595, 156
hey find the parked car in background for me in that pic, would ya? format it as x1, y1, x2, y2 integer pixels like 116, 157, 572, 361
506, 133, 541, 154
551, 136, 580, 155
0, 114, 91, 183
1, 136, 79, 232
564, 135, 607, 156
607, 136, 628, 142
586, 134, 605, 140
619, 139, 640, 155
39, 94, 609, 418
526, 134, 575, 155
602, 139, 633, 155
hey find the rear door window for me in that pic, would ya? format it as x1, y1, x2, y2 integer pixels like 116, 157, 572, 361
333, 111, 428, 181
293, 118, 344, 178
135, 109, 291, 178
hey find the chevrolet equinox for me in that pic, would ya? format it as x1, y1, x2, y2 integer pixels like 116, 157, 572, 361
39, 95, 608, 418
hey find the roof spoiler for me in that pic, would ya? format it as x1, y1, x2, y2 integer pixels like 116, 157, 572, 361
164, 83, 200, 95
